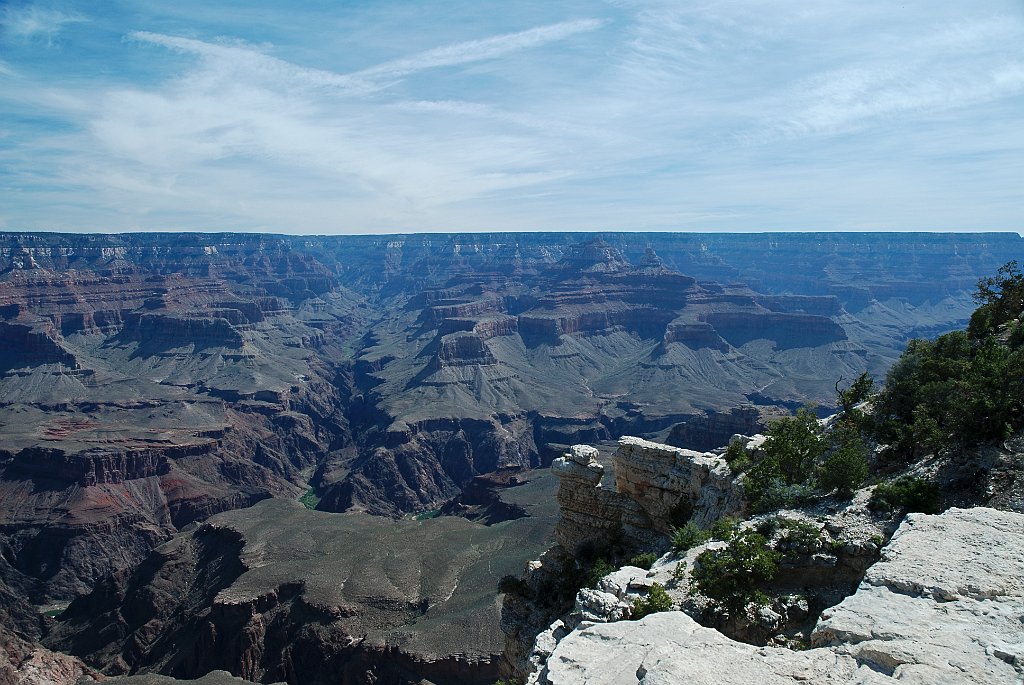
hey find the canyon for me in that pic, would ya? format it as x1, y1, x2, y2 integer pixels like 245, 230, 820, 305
0, 231, 1021, 683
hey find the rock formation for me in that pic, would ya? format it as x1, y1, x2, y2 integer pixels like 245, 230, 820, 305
551, 439, 743, 555
501, 438, 746, 677
532, 506, 1024, 685
44, 472, 560, 685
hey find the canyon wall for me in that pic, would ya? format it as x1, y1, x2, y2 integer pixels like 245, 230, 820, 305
1, 231, 1019, 604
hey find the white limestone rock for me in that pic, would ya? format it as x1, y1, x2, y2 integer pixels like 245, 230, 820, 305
571, 589, 632, 624
860, 507, 1024, 600
568, 444, 599, 465
551, 446, 603, 485
536, 507, 1024, 685
812, 507, 1024, 685
596, 566, 652, 597
613, 436, 744, 529
525, 620, 570, 681
538, 612, 857, 685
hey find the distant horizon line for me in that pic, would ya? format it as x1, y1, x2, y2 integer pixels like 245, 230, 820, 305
1, 228, 1022, 239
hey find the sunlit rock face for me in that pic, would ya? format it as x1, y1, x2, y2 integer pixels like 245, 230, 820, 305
533, 507, 1024, 685
551, 439, 743, 555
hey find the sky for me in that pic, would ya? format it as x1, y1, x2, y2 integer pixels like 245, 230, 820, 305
0, 1, 1022, 234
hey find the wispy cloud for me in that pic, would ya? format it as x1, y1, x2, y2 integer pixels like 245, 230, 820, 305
353, 19, 604, 79
1, 5, 86, 45
128, 32, 379, 95
1, 0, 1022, 233
767, 17, 1024, 139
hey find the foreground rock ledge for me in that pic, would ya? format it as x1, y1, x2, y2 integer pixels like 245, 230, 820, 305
537, 507, 1024, 685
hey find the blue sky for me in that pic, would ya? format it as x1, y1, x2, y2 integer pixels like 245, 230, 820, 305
1, 1, 1022, 234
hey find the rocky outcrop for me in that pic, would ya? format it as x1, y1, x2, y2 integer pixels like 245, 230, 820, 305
659, 321, 728, 351
665, 405, 766, 451
431, 333, 498, 369
428, 297, 506, 325
755, 294, 842, 317
812, 507, 1024, 681
532, 507, 1024, 685
46, 491, 561, 685
8, 443, 217, 486
0, 321, 79, 371
613, 437, 744, 530
501, 439, 746, 677
551, 439, 744, 556
702, 311, 848, 349
550, 445, 656, 554
120, 312, 245, 349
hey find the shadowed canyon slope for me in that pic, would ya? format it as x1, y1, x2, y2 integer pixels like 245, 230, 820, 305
44, 473, 560, 685
0, 231, 1019, 607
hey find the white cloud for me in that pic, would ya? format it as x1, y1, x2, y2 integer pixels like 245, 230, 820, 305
2, 5, 85, 45
352, 19, 605, 79
769, 17, 1024, 138
10, 18, 610, 231
128, 32, 379, 95
1, 1, 1023, 232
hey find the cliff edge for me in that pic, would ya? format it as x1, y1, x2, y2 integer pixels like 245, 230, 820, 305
535, 506, 1024, 684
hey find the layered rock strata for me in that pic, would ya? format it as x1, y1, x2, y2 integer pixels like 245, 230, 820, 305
665, 405, 768, 451
552, 439, 743, 555
501, 439, 745, 677
534, 507, 1024, 685
0, 230, 1016, 606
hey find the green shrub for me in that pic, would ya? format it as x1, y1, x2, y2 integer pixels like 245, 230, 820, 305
743, 408, 825, 511
756, 516, 820, 548
818, 429, 869, 499
629, 552, 658, 570
671, 516, 740, 555
585, 558, 617, 588
870, 264, 1024, 461
631, 582, 673, 619
745, 477, 818, 514
837, 372, 875, 415
970, 260, 1024, 337
868, 477, 941, 515
724, 439, 752, 474
690, 529, 781, 615
671, 520, 708, 553
707, 516, 740, 541
298, 488, 321, 510
764, 408, 826, 485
